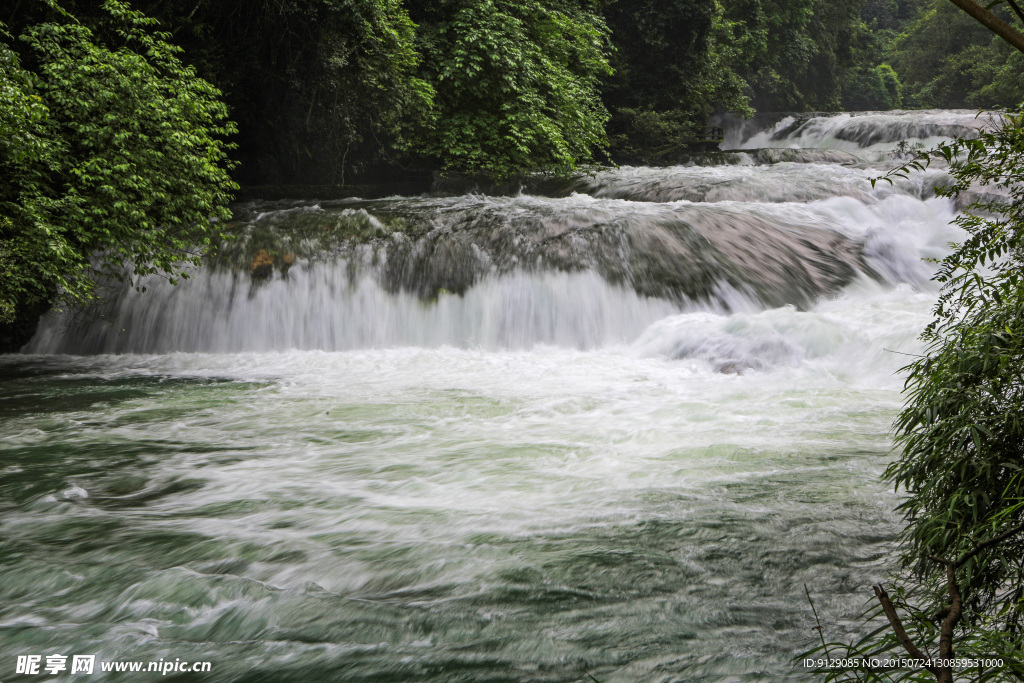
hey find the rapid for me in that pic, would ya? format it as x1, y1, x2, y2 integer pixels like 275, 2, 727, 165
0, 110, 983, 681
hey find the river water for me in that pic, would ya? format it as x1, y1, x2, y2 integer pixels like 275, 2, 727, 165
0, 111, 982, 681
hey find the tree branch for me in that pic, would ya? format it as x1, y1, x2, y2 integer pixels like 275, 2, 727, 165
945, 0, 1024, 54
927, 522, 1024, 571
956, 520, 1024, 568
873, 584, 939, 677
941, 562, 962, 665
921, 522, 1024, 683
920, 559, 962, 683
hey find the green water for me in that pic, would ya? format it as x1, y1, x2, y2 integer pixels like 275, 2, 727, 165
0, 308, 920, 681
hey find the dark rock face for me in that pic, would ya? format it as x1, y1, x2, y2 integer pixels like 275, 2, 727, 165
225, 195, 871, 311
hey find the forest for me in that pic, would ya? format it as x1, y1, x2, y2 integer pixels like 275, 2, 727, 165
3, 0, 1022, 189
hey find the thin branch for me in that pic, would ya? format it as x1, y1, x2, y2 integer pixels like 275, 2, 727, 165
1007, 0, 1024, 26
884, 348, 928, 358
169, 0, 205, 37
928, 521, 1024, 569
957, 520, 1024, 567
805, 584, 833, 661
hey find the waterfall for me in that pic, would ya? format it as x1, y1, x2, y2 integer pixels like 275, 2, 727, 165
5, 109, 988, 682
27, 109, 977, 355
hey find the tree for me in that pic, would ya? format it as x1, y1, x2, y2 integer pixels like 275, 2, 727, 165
720, 0, 864, 111
601, 0, 751, 164
886, 0, 1023, 109
882, 118, 1024, 681
801, 7, 1024, 679
409, 0, 612, 180
844, 63, 903, 110
0, 33, 75, 330
0, 0, 236, 348
943, 0, 1024, 54
124, 0, 432, 186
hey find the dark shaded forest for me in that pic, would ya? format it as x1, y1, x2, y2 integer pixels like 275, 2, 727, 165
4, 0, 1021, 187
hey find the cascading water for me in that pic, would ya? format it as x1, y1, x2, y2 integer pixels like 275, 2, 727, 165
1, 111, 976, 681
721, 108, 993, 160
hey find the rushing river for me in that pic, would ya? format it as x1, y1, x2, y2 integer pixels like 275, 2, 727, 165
0, 111, 983, 681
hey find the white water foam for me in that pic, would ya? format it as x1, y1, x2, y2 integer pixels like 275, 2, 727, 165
732, 109, 994, 161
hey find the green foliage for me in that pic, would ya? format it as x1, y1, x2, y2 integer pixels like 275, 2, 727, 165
0, 0, 236, 327
124, 0, 430, 185
721, 0, 864, 111
838, 0, 1024, 111
808, 113, 1024, 681
122, 0, 614, 182
0, 35, 74, 325
9, 0, 933, 187
602, 0, 751, 164
844, 63, 904, 110
883, 0, 1024, 109
293, 0, 432, 181
890, 113, 1024, 631
411, 0, 612, 180
860, 0, 929, 40
606, 108, 706, 165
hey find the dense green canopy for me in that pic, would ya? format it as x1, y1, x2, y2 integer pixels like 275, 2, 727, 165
5, 0, 1017, 188
410, 0, 612, 180
0, 0, 235, 343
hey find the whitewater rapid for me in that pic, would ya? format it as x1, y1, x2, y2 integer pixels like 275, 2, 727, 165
1, 110, 977, 681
